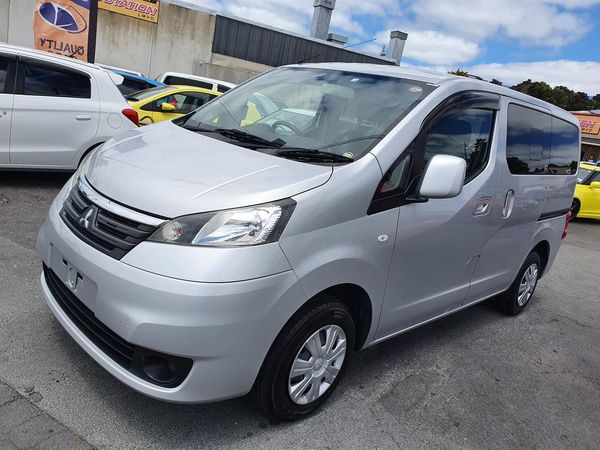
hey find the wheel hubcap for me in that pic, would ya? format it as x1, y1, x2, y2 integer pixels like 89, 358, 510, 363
517, 263, 539, 306
288, 325, 347, 405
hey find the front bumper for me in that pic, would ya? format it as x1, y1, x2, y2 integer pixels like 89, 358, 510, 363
37, 195, 307, 403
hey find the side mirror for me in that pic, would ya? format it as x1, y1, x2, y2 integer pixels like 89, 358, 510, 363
418, 154, 466, 199
161, 102, 176, 112
590, 181, 600, 189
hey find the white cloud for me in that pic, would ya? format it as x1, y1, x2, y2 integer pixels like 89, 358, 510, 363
468, 60, 600, 94
363, 29, 480, 65
410, 0, 595, 46
165, 0, 313, 34
402, 30, 480, 65
224, 4, 308, 35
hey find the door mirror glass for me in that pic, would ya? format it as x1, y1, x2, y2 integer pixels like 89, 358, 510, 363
590, 181, 600, 189
161, 102, 176, 112
418, 154, 466, 198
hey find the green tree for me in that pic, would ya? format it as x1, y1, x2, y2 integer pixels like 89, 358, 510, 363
448, 69, 470, 77
552, 85, 573, 110
512, 80, 555, 104
490, 79, 503, 86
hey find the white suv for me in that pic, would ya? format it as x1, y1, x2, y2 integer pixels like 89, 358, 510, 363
0, 43, 138, 170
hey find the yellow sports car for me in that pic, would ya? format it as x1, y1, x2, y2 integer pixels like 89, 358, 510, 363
571, 163, 600, 219
127, 85, 220, 125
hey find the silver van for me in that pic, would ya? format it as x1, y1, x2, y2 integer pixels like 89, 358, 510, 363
37, 63, 579, 420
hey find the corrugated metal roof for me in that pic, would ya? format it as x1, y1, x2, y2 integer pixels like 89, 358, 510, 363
212, 16, 395, 68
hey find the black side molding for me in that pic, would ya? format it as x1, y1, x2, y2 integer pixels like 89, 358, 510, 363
538, 208, 570, 221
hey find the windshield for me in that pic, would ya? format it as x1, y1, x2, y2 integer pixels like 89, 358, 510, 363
179, 67, 435, 162
577, 167, 594, 184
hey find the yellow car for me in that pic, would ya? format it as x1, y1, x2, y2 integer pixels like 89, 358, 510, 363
571, 163, 600, 219
127, 85, 220, 125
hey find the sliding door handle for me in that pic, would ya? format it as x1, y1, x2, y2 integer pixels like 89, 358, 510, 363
502, 190, 515, 218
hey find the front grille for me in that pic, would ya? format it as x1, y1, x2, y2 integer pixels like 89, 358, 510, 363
60, 183, 158, 260
43, 264, 193, 387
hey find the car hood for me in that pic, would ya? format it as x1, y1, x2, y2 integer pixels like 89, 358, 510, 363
84, 122, 332, 218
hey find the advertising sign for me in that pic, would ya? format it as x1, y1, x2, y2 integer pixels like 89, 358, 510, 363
574, 114, 600, 136
98, 0, 160, 23
33, 0, 98, 62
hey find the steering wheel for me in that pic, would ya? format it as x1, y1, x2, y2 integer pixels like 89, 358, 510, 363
270, 120, 302, 135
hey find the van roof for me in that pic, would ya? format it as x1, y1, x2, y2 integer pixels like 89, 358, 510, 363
0, 42, 103, 72
294, 63, 578, 125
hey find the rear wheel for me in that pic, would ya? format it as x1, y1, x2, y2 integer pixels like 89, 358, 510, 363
497, 252, 541, 315
570, 199, 580, 218
254, 296, 355, 421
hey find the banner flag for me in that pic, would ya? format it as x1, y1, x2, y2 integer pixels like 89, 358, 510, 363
33, 0, 98, 62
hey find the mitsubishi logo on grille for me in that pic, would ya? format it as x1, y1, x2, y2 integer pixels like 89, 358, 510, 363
79, 206, 96, 230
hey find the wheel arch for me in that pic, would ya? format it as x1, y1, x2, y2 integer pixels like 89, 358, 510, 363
269, 282, 374, 354
531, 239, 550, 277
317, 284, 373, 351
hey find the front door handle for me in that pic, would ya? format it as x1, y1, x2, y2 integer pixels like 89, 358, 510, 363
473, 197, 491, 216
75, 114, 92, 121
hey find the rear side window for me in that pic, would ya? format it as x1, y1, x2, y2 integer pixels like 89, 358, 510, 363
217, 85, 231, 93
21, 61, 91, 98
549, 117, 579, 175
506, 104, 579, 175
163, 75, 212, 90
506, 104, 551, 174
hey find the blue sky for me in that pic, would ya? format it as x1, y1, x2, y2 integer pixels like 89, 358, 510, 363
170, 0, 600, 94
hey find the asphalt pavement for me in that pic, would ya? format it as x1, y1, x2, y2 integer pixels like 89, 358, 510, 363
0, 171, 599, 449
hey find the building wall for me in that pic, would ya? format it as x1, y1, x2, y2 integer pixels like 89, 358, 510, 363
0, 0, 266, 82
0, 0, 9, 43
2, 0, 35, 48
95, 9, 156, 75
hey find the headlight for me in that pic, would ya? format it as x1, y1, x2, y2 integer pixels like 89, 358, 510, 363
148, 200, 296, 247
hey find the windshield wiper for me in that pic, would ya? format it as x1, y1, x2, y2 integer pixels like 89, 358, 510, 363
183, 123, 285, 149
214, 128, 286, 148
277, 149, 354, 163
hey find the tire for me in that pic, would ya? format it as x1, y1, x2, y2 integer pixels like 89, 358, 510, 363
570, 199, 580, 218
254, 296, 355, 421
497, 252, 542, 315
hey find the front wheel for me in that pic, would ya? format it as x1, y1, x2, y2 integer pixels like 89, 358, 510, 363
254, 297, 355, 421
497, 252, 541, 315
